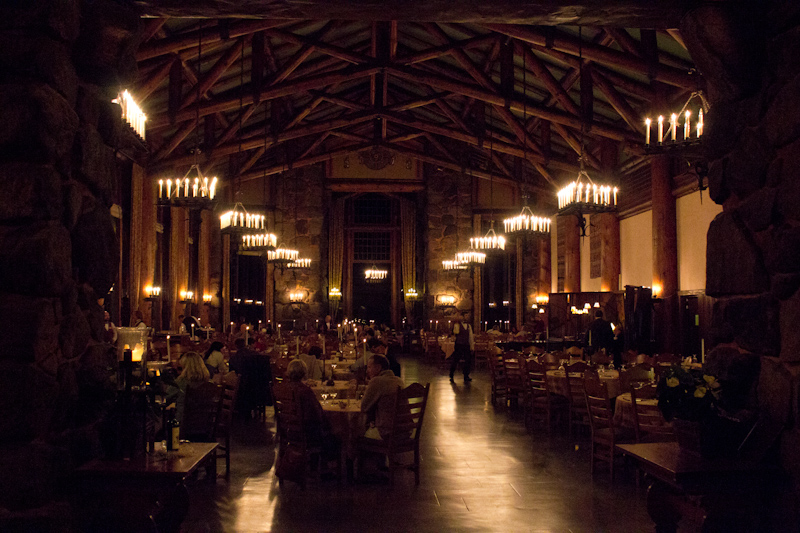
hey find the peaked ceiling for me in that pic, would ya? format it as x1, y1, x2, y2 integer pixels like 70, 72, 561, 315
136, 16, 700, 205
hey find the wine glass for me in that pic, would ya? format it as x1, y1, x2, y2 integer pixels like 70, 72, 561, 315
321, 392, 329, 402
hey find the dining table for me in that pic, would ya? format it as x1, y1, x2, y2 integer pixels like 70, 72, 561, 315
439, 337, 455, 359
545, 368, 621, 398
321, 398, 365, 481
307, 379, 355, 400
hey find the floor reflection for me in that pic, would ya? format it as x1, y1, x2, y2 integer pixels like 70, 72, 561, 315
182, 356, 653, 532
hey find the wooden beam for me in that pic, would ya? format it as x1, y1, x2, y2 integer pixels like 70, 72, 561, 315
148, 64, 381, 128
591, 69, 644, 134
388, 65, 640, 144
298, 132, 330, 159
261, 27, 371, 65
135, 57, 175, 102
180, 35, 250, 109
396, 34, 498, 65
137, 19, 287, 61
134, 1, 689, 28
155, 110, 381, 170
518, 42, 579, 117
141, 18, 169, 44
485, 24, 698, 88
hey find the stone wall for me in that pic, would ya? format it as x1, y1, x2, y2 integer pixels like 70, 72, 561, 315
682, 2, 800, 529
273, 166, 327, 325
425, 168, 476, 322
0, 0, 139, 526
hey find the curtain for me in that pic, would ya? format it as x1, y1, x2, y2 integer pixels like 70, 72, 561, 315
400, 200, 416, 319
328, 198, 345, 306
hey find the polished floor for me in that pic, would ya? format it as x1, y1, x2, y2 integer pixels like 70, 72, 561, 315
181, 356, 656, 533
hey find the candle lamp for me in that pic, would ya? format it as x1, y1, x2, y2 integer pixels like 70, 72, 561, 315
643, 91, 709, 156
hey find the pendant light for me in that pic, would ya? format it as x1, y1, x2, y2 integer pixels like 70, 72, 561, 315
556, 27, 618, 227
468, 107, 505, 252
504, 51, 551, 236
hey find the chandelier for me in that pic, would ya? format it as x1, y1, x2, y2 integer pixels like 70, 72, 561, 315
455, 250, 486, 265
365, 266, 388, 283
158, 165, 218, 209
644, 91, 707, 154
442, 256, 469, 271
503, 205, 551, 235
286, 258, 312, 269
556, 27, 618, 229
267, 247, 299, 264
220, 202, 266, 235
114, 90, 146, 141
240, 232, 277, 252
470, 220, 505, 251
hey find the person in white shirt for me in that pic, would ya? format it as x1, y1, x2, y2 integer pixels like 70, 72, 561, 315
103, 311, 117, 344
132, 310, 148, 329
449, 313, 475, 383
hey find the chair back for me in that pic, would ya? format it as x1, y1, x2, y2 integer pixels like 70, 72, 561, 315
584, 375, 614, 432
619, 363, 653, 393
218, 373, 240, 432
502, 352, 526, 394
590, 351, 611, 365
565, 345, 584, 358
272, 382, 308, 448
182, 381, 223, 441
540, 352, 561, 370
388, 383, 430, 447
525, 359, 548, 400
630, 385, 674, 442
564, 362, 590, 411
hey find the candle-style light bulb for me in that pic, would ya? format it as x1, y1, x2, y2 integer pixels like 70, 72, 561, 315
645, 118, 651, 145
670, 113, 677, 142
657, 115, 664, 143
697, 109, 704, 137
684, 110, 691, 140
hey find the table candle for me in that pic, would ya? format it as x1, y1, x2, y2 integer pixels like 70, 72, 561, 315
166, 335, 171, 360
296, 336, 300, 356
245, 326, 248, 345
322, 336, 325, 355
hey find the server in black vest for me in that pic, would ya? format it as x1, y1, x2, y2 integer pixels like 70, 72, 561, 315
449, 313, 475, 383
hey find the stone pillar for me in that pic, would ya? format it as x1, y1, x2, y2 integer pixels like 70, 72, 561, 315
651, 154, 678, 352
0, 0, 138, 524
515, 237, 524, 329
169, 206, 189, 329
563, 215, 581, 292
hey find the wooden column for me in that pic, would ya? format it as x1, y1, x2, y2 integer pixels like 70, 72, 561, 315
599, 139, 621, 292
169, 206, 189, 330
141, 168, 157, 327
563, 215, 581, 293
515, 237, 523, 329
129, 164, 144, 321
198, 210, 211, 326
538, 234, 551, 296
222, 234, 231, 331
472, 213, 483, 331
651, 153, 679, 352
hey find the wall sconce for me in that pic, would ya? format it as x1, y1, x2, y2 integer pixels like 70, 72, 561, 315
144, 285, 161, 301
437, 294, 456, 308
535, 294, 549, 305
203, 293, 212, 304
571, 305, 590, 315
488, 302, 497, 308
502, 300, 511, 307
289, 291, 305, 304
329, 288, 342, 300
405, 288, 418, 300
652, 284, 663, 299
179, 290, 194, 303
233, 298, 242, 304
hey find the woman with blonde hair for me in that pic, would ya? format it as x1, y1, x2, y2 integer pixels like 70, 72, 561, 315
167, 352, 211, 425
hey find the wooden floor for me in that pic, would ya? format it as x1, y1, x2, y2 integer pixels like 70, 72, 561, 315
181, 356, 656, 532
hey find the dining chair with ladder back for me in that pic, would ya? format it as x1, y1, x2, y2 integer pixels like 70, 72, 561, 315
524, 359, 568, 434
473, 338, 490, 370
356, 382, 430, 485
216, 372, 240, 479
539, 352, 561, 370
502, 352, 527, 408
272, 383, 324, 489
630, 384, 674, 443
564, 362, 591, 438
584, 375, 636, 481
619, 363, 654, 393
181, 382, 224, 443
488, 351, 508, 406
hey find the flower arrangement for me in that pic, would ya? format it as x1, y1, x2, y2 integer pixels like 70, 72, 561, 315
656, 365, 721, 422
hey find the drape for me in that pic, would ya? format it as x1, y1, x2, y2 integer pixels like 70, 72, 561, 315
400, 200, 416, 320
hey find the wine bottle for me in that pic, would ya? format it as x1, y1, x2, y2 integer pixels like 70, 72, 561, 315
165, 408, 180, 451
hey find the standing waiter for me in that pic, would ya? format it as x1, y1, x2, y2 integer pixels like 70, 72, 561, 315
449, 312, 475, 383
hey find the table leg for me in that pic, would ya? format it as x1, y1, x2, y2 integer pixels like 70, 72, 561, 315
646, 479, 682, 533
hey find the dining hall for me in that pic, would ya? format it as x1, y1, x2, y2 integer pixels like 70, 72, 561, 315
1, 0, 798, 531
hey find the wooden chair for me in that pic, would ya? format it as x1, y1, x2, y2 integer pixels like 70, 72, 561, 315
590, 351, 611, 366
216, 373, 240, 479
625, 351, 653, 366
356, 382, 430, 485
619, 363, 654, 393
539, 352, 561, 370
272, 382, 323, 489
565, 345, 584, 359
564, 362, 591, 438
488, 352, 508, 406
182, 382, 224, 442
524, 359, 568, 434
502, 352, 527, 407
473, 339, 490, 370
630, 385, 674, 443
584, 375, 635, 481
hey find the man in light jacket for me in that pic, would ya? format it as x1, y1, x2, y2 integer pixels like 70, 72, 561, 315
449, 312, 475, 383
